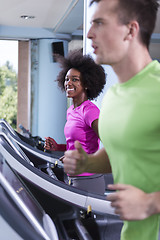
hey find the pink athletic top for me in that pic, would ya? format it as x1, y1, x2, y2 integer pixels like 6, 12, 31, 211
64, 100, 100, 176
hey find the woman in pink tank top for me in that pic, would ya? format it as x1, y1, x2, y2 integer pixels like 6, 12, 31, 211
45, 50, 106, 194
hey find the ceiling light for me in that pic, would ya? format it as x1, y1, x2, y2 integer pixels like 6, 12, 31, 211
20, 15, 35, 20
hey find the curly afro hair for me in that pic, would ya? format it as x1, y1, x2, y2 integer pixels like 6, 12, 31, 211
55, 49, 106, 100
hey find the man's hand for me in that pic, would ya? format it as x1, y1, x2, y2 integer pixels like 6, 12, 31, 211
63, 140, 88, 175
107, 184, 153, 221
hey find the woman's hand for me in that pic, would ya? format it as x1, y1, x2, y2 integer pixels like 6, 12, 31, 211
44, 137, 59, 151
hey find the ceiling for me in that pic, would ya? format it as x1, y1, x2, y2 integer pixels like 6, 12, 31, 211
0, 0, 159, 40
0, 0, 84, 39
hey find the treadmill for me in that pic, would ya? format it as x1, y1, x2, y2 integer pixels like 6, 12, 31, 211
0, 119, 114, 188
0, 151, 59, 240
0, 124, 123, 240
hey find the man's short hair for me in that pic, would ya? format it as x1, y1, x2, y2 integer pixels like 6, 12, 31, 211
90, 0, 159, 48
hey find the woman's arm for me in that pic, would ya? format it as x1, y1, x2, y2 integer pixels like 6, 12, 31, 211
44, 137, 66, 151
91, 119, 99, 138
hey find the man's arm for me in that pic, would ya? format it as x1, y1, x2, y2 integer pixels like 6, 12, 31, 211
63, 140, 111, 175
107, 184, 160, 220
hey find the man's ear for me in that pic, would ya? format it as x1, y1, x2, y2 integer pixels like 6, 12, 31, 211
124, 21, 139, 41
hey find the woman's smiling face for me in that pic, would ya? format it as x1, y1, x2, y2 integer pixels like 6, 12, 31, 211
64, 68, 85, 99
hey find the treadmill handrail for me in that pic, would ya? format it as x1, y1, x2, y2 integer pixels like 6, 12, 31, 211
0, 143, 116, 216
0, 171, 51, 240
0, 119, 17, 136
0, 120, 63, 166
0, 132, 31, 164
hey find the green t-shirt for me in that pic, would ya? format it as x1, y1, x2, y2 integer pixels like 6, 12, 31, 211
99, 60, 160, 240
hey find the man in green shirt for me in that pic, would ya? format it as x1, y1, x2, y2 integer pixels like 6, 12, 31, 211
63, 0, 160, 239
